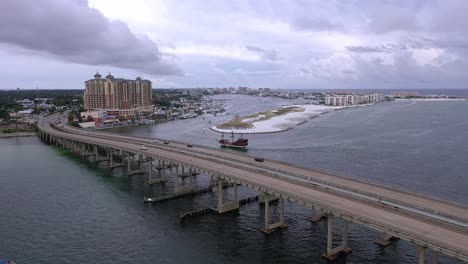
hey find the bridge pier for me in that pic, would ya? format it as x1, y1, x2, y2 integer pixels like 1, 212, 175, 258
189, 167, 194, 184
375, 232, 398, 246
138, 155, 144, 171
93, 145, 108, 163
148, 158, 167, 184
94, 145, 98, 160
431, 249, 438, 264
416, 246, 439, 264
261, 194, 287, 233
177, 165, 199, 180
418, 245, 425, 264
78, 142, 85, 156
216, 179, 239, 213
307, 209, 325, 223
259, 192, 279, 204
108, 148, 113, 166
82, 144, 94, 158
173, 165, 178, 188
173, 164, 195, 194
321, 215, 352, 260
127, 152, 144, 176
108, 149, 124, 168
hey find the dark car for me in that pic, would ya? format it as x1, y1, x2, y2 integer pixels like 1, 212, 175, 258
254, 157, 264, 162
187, 144, 193, 148
164, 141, 170, 144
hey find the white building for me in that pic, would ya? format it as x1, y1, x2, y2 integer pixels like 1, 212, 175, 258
17, 99, 34, 108
18, 109, 34, 116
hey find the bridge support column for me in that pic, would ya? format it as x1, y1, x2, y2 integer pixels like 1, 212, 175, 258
127, 152, 131, 174
418, 245, 425, 264
189, 167, 194, 184
108, 148, 113, 167
162, 160, 166, 178
94, 145, 99, 161
216, 179, 239, 214
431, 249, 438, 264
209, 175, 215, 187
174, 165, 179, 189
109, 149, 123, 169
321, 215, 352, 260
126, 152, 143, 175
375, 232, 398, 246
261, 194, 287, 233
307, 209, 324, 223
95, 146, 108, 163
139, 155, 144, 171
148, 157, 153, 181
259, 192, 279, 204
148, 158, 167, 184
78, 143, 83, 156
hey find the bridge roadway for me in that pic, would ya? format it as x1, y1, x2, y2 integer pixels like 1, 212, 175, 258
48, 114, 468, 225
39, 114, 468, 262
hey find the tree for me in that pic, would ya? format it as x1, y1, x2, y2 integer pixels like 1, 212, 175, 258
50, 106, 57, 113
87, 115, 94, 122
14, 104, 23, 112
32, 106, 41, 115
0, 110, 10, 121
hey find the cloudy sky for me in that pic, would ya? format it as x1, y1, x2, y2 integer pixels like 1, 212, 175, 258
0, 0, 467, 90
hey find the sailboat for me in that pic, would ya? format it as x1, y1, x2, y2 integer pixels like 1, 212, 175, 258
218, 131, 248, 149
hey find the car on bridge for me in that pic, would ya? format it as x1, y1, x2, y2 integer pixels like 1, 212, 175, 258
139, 145, 147, 150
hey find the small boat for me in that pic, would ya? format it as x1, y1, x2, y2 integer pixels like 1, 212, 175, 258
218, 132, 248, 149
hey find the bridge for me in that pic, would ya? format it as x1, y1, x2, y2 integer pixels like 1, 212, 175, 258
38, 113, 468, 263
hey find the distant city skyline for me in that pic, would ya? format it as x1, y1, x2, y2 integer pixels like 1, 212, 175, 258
1, 0, 468, 90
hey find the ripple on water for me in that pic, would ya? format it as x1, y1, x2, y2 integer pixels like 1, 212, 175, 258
1, 99, 467, 263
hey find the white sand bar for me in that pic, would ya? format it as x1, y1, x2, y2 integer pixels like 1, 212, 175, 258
211, 104, 345, 134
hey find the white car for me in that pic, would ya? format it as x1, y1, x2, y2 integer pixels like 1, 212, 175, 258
139, 145, 147, 150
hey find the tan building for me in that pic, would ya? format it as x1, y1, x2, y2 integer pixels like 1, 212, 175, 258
84, 72, 153, 117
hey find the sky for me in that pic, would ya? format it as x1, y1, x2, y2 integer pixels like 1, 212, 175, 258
0, 0, 467, 90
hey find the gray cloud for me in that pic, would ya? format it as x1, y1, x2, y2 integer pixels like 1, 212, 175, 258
246, 45, 279, 61
346, 40, 433, 54
0, 0, 182, 75
292, 17, 344, 32
346, 46, 391, 53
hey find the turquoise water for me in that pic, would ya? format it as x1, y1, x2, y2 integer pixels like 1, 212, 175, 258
1, 96, 467, 263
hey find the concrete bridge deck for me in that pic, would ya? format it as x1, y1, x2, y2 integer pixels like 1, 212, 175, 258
38, 114, 468, 262
48, 115, 468, 224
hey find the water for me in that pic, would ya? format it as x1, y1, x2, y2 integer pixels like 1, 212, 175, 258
1, 95, 467, 263
294, 88, 468, 97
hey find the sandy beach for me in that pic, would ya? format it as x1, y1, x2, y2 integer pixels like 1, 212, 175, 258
211, 104, 345, 134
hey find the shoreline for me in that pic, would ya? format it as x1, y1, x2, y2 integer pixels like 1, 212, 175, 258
395, 98, 467, 101
210, 103, 375, 134
211, 104, 343, 134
